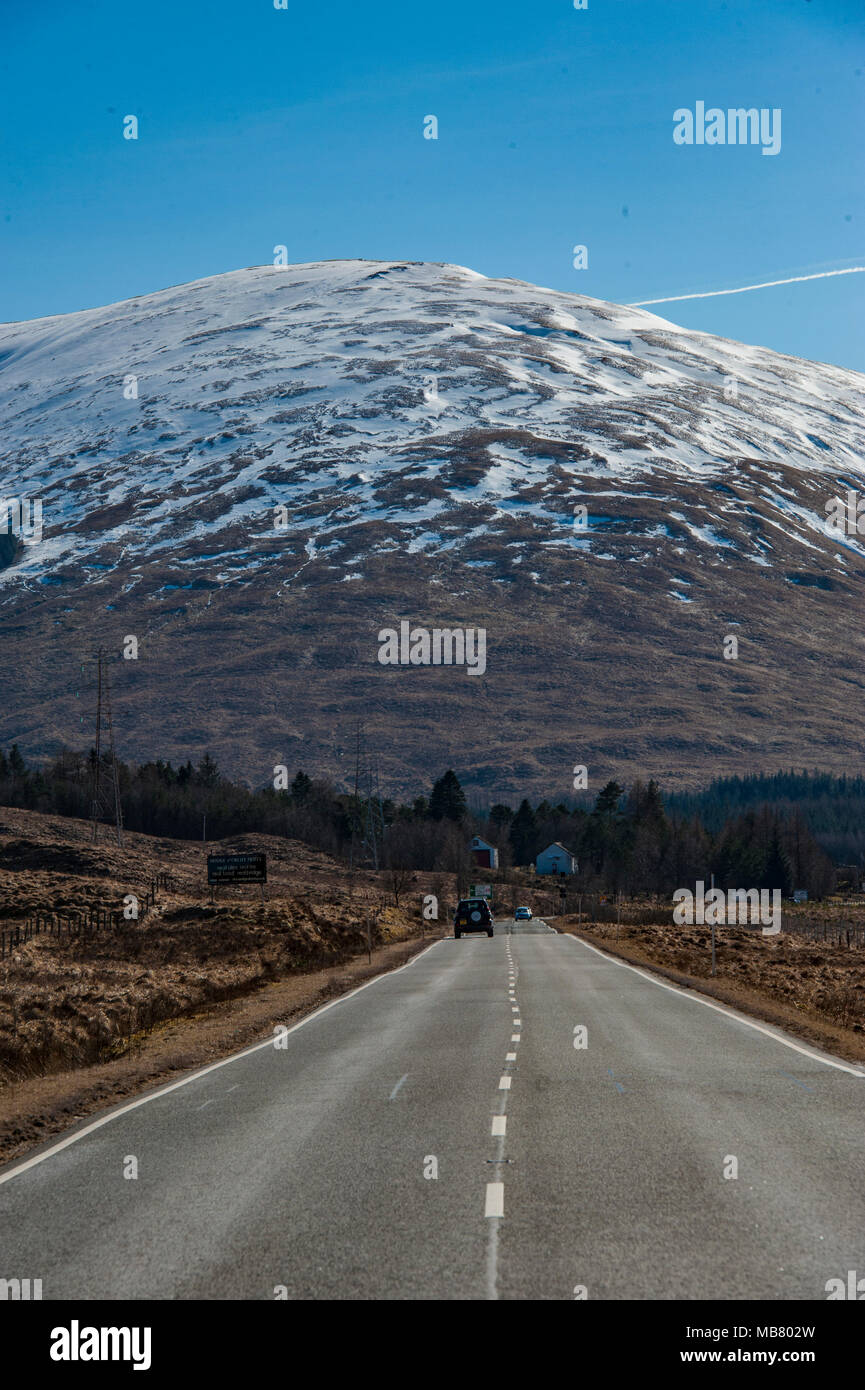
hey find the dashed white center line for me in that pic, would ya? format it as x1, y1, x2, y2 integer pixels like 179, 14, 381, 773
487, 935, 519, 1294
197, 1100, 215, 1110
485, 1182, 505, 1218
389, 1073, 409, 1100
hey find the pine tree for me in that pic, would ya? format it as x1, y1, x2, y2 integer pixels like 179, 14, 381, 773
291, 770, 312, 801
594, 781, 624, 819
763, 827, 794, 897
428, 770, 467, 822
509, 799, 537, 864
8, 745, 27, 780
583, 781, 625, 880
194, 753, 220, 788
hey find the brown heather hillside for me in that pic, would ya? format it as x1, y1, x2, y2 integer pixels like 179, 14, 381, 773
0, 806, 437, 1083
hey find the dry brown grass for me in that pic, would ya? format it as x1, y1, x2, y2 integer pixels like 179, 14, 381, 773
0, 807, 439, 1083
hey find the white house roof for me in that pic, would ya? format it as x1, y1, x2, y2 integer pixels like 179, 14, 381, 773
539, 842, 575, 856
470, 836, 496, 849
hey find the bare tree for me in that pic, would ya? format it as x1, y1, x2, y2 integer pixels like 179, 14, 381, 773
388, 863, 414, 907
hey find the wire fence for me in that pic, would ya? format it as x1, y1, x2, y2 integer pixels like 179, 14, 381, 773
780, 916, 865, 949
549, 893, 865, 947
0, 873, 175, 959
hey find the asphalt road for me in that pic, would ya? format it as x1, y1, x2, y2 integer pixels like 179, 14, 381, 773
1, 919, 863, 1300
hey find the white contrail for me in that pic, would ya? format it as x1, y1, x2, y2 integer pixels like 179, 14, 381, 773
631, 265, 865, 306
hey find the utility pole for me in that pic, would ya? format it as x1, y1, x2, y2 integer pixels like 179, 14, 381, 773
359, 757, 384, 872
90, 648, 124, 847
349, 722, 384, 871
349, 722, 361, 878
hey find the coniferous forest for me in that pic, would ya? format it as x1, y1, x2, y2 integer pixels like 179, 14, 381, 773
0, 746, 849, 898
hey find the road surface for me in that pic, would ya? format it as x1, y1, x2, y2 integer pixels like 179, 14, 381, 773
1, 919, 863, 1300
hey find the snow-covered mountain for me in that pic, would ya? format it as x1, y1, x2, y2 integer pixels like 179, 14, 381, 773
1, 261, 864, 795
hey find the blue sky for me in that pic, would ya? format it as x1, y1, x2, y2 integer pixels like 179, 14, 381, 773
2, 0, 863, 368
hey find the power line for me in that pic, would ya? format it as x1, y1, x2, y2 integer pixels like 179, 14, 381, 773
90, 647, 124, 847
348, 722, 384, 870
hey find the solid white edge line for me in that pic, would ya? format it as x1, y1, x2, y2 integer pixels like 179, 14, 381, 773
0, 937, 446, 1187
563, 933, 865, 1077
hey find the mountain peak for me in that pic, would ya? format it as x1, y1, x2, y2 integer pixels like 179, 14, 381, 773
1, 263, 863, 794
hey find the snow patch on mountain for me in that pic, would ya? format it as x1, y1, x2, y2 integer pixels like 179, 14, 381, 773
1, 259, 864, 593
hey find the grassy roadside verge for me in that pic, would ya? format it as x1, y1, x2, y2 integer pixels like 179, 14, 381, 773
0, 928, 441, 1169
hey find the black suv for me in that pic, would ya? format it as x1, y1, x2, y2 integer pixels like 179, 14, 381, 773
454, 898, 494, 938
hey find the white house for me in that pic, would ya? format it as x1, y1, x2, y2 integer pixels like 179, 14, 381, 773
536, 842, 578, 876
469, 835, 499, 869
